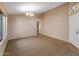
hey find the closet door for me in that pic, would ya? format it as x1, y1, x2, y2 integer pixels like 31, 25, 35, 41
69, 3, 79, 48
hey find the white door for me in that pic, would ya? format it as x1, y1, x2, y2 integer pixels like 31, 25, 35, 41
69, 12, 79, 48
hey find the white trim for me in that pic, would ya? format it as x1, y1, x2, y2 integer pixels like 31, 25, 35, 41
41, 33, 69, 42
0, 15, 8, 56
0, 37, 8, 56
69, 40, 79, 49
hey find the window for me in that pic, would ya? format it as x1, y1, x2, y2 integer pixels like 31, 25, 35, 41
0, 11, 7, 42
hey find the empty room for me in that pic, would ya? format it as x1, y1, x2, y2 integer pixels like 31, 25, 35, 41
0, 2, 79, 56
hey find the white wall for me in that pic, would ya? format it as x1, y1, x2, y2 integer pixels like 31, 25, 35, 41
42, 4, 69, 41
7, 14, 42, 40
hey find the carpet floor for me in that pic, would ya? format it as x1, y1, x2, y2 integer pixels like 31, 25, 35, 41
3, 35, 79, 56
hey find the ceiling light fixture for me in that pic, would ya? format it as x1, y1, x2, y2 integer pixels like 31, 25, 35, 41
25, 11, 34, 17
25, 8, 34, 17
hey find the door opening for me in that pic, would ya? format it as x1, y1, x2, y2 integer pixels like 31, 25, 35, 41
37, 22, 40, 35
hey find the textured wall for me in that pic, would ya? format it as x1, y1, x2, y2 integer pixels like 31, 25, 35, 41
42, 4, 69, 41
7, 14, 42, 39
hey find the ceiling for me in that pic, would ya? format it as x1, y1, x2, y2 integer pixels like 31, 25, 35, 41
3, 2, 66, 14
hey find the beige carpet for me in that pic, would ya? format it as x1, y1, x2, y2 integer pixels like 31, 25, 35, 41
3, 35, 79, 56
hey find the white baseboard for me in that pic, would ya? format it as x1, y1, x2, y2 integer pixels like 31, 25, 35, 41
41, 33, 69, 42
69, 40, 79, 49
7, 34, 37, 40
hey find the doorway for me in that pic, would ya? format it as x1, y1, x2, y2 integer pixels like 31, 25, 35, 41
37, 21, 40, 35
